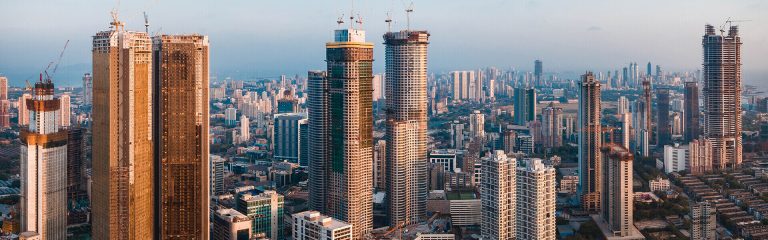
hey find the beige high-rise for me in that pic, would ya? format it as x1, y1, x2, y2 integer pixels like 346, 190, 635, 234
153, 34, 210, 239
601, 145, 634, 237
308, 27, 373, 239
517, 158, 556, 240
481, 150, 516, 240
579, 72, 602, 213
91, 17, 154, 240
384, 30, 429, 226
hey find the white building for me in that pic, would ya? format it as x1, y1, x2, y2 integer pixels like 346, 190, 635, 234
240, 115, 250, 142
469, 110, 485, 139
212, 208, 252, 240
517, 158, 556, 240
17, 93, 32, 126
664, 143, 688, 173
481, 150, 516, 240
292, 211, 352, 240
225, 107, 237, 126
59, 93, 71, 127
20, 81, 67, 240
429, 149, 459, 172
617, 96, 630, 115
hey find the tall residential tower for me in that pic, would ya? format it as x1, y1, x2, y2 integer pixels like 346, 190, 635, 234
578, 72, 602, 213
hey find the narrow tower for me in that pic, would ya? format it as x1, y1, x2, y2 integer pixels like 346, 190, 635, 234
578, 72, 602, 213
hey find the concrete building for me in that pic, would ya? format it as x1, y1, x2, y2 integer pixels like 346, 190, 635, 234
517, 158, 556, 240
617, 96, 630, 115
292, 211, 353, 240
92, 17, 155, 239
579, 72, 602, 213
59, 93, 71, 127
598, 145, 642, 239
632, 100, 650, 157
657, 88, 671, 146
619, 113, 631, 150
664, 143, 688, 173
429, 149, 459, 173
17, 93, 32, 126
514, 88, 537, 125
534, 60, 543, 85
212, 208, 252, 240
211, 155, 226, 195
690, 201, 717, 240
469, 110, 485, 139
451, 71, 475, 101
684, 81, 700, 142
82, 73, 92, 105
225, 107, 237, 126
374, 140, 386, 192
0, 76, 8, 128
689, 138, 714, 175
277, 90, 299, 113
20, 81, 68, 240
152, 34, 210, 240
481, 150, 516, 240
67, 127, 85, 204
503, 130, 516, 154
541, 102, 563, 148
236, 190, 284, 240
516, 134, 534, 155
414, 233, 456, 240
703, 24, 743, 169
450, 120, 464, 149
649, 177, 670, 192
307, 26, 373, 238
384, 30, 430, 226
239, 115, 250, 143
273, 113, 308, 165
642, 81, 652, 142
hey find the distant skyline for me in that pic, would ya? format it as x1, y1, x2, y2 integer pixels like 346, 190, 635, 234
1, 0, 767, 87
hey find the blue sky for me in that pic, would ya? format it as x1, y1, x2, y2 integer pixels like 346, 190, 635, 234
1, 0, 767, 87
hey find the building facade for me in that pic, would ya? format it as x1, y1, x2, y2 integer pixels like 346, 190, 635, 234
516, 158, 556, 240
657, 88, 671, 146
541, 102, 563, 149
702, 24, 743, 169
578, 72, 602, 212
690, 201, 717, 240
684, 81, 700, 142
273, 113, 308, 165
236, 190, 284, 240
212, 208, 252, 240
292, 211, 352, 240
600, 145, 635, 237
469, 110, 485, 140
514, 88, 536, 125
481, 150, 516, 240
20, 81, 68, 240
153, 34, 210, 240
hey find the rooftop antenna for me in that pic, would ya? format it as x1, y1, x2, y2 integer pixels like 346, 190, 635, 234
143, 11, 149, 33
406, 2, 414, 30
385, 12, 392, 32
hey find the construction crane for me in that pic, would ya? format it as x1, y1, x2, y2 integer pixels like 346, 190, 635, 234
719, 17, 751, 35
43, 40, 70, 83
405, 2, 414, 30
385, 12, 393, 32
337, 14, 345, 27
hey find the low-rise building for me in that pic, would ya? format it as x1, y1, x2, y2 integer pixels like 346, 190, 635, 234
292, 211, 352, 240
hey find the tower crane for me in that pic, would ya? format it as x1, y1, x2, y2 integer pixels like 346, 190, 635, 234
144, 12, 150, 33
43, 40, 70, 83
719, 17, 751, 35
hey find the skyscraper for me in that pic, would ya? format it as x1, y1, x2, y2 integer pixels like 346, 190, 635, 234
690, 201, 717, 240
92, 16, 155, 239
617, 96, 629, 115
240, 115, 250, 143
67, 127, 85, 204
383, 30, 429, 226
59, 93, 71, 127
632, 100, 650, 157
689, 138, 714, 175
308, 25, 373, 238
273, 113, 308, 165
82, 73, 93, 105
703, 24, 742, 169
642, 80, 652, 139
516, 158, 556, 240
236, 190, 284, 240
534, 60, 543, 86
657, 88, 671, 146
542, 102, 563, 148
684, 82, 701, 142
277, 89, 299, 113
481, 150, 516, 240
450, 120, 464, 149
451, 71, 475, 101
0, 76, 8, 128
152, 34, 210, 239
469, 110, 485, 139
17, 93, 32, 126
599, 145, 640, 238
513, 87, 536, 125
20, 80, 68, 240
578, 72, 602, 213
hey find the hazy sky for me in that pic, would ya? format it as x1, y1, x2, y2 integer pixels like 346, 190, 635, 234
1, 0, 767, 87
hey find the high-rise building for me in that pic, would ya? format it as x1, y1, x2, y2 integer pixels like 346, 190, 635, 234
210, 155, 226, 196
632, 100, 650, 157
273, 113, 308, 165
292, 211, 353, 240
599, 145, 641, 239
578, 72, 602, 213
451, 71, 475, 101
541, 102, 563, 148
450, 120, 464, 149
20, 80, 68, 240
372, 74, 385, 101
646, 62, 652, 76
684, 82, 701, 142
0, 76, 7, 128
481, 150, 516, 240
534, 60, 543, 86
212, 208, 252, 240
225, 107, 237, 126
308, 26, 373, 238
663, 143, 688, 173
17, 93, 32, 126
92, 16, 155, 239
703, 24, 742, 169
617, 96, 629, 115
690, 201, 717, 240
240, 115, 250, 143
514, 88, 536, 125
384, 30, 430, 226
619, 113, 631, 150
469, 110, 485, 139
59, 93, 71, 127
516, 158, 556, 240
373, 140, 387, 192
67, 127, 85, 203
277, 90, 299, 113
689, 138, 714, 175
82, 73, 93, 105
152, 34, 210, 240
657, 88, 671, 146
642, 80, 652, 139
503, 130, 517, 154
236, 190, 284, 240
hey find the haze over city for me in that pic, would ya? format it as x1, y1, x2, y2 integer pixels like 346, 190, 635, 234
1, 0, 767, 87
